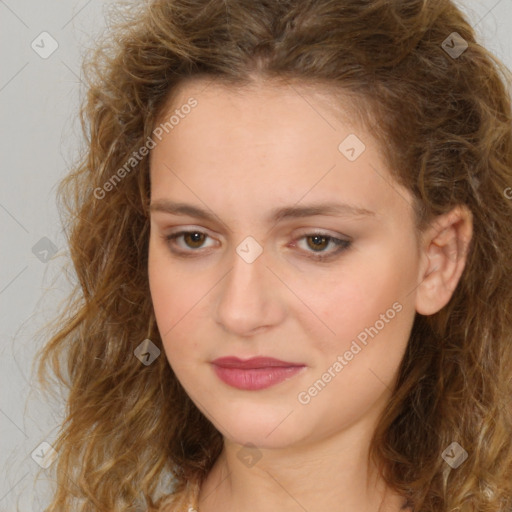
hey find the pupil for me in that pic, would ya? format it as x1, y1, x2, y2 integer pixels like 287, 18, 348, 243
187, 232, 203, 247
310, 235, 327, 251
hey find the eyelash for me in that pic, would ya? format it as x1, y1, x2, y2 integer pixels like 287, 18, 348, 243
163, 230, 352, 262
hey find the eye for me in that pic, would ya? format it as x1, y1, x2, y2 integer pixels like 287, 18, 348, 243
164, 230, 215, 253
292, 232, 352, 262
163, 229, 352, 261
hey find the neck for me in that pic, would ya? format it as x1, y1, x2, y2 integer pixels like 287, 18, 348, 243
197, 421, 408, 512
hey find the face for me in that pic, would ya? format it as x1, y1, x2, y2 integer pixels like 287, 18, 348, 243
148, 79, 422, 449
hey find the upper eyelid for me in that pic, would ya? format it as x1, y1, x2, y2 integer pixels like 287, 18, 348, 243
165, 227, 349, 242
165, 228, 351, 253
163, 230, 351, 264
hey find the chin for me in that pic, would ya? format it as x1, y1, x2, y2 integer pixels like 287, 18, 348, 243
214, 409, 306, 449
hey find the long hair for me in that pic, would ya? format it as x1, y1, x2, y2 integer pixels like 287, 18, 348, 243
36, 0, 512, 510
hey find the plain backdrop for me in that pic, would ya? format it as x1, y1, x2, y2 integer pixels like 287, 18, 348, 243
1, 0, 511, 510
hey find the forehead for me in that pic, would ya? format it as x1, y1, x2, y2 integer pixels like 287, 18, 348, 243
148, 79, 413, 227
151, 79, 372, 173
156, 77, 366, 140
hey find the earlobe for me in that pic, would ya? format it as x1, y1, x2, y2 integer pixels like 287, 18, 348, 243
415, 205, 473, 316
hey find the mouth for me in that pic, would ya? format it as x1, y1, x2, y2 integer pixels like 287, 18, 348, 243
211, 356, 306, 390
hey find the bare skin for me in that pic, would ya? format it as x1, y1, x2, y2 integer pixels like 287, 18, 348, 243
148, 78, 473, 512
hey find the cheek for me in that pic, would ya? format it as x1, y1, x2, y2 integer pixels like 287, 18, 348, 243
148, 242, 169, 323
298, 274, 413, 418
304, 262, 398, 331
148, 242, 208, 364
304, 249, 415, 361
148, 242, 183, 343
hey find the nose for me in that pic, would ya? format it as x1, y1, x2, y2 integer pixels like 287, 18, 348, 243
214, 243, 285, 337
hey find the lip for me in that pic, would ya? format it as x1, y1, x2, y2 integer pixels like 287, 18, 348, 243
211, 357, 306, 390
211, 356, 305, 369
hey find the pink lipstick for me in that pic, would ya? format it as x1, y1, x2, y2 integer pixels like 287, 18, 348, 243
211, 356, 306, 390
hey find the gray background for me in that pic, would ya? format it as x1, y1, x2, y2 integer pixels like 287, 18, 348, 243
1, 0, 511, 510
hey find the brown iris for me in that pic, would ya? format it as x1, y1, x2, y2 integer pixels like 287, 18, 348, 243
305, 234, 329, 252
183, 232, 206, 249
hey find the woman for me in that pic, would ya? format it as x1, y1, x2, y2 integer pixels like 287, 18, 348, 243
37, 0, 512, 511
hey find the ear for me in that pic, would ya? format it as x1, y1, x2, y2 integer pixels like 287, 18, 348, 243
415, 205, 473, 316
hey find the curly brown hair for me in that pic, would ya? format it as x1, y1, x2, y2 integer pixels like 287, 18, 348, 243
36, 0, 512, 511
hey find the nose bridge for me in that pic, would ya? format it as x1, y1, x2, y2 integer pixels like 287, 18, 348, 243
215, 239, 280, 334
224, 240, 268, 306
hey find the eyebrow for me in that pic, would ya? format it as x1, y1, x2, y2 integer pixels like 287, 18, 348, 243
149, 200, 376, 225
